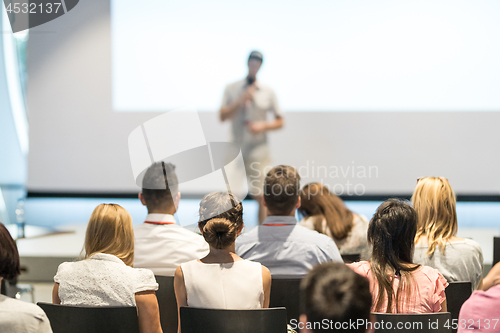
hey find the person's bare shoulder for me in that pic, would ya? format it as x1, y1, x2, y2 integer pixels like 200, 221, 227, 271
261, 265, 271, 280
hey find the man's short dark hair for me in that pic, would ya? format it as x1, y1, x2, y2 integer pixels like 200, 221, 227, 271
0, 222, 21, 280
301, 263, 372, 333
248, 50, 263, 63
263, 165, 300, 215
141, 162, 179, 211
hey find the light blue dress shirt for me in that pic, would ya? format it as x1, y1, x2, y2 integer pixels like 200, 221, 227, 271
235, 216, 343, 275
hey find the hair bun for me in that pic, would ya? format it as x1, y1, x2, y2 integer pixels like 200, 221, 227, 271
202, 218, 237, 249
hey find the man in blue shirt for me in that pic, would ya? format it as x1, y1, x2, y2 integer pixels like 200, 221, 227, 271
236, 165, 343, 275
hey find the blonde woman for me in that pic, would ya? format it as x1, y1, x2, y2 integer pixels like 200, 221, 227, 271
412, 177, 483, 290
52, 204, 162, 333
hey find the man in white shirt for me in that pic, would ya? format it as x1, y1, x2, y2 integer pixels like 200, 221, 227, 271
134, 162, 209, 276
219, 51, 284, 224
235, 165, 343, 276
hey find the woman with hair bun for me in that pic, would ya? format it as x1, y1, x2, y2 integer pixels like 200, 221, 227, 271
174, 192, 271, 326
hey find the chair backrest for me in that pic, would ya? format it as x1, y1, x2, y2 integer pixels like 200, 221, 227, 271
373, 312, 452, 333
155, 275, 178, 333
0, 279, 5, 296
445, 281, 472, 333
494, 237, 500, 266
37, 302, 140, 333
341, 253, 361, 263
269, 275, 304, 323
180, 307, 288, 333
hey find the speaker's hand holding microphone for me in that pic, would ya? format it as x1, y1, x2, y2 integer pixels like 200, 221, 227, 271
241, 83, 256, 105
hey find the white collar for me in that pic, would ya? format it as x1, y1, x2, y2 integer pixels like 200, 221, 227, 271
145, 213, 176, 225
89, 253, 125, 265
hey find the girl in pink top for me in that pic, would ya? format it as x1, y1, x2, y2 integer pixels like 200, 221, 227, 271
348, 199, 448, 314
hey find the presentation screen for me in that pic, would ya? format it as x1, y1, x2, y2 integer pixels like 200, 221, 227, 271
112, 0, 500, 112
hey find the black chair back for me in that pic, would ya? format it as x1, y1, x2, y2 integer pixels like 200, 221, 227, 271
341, 253, 361, 263
155, 275, 178, 333
494, 237, 500, 266
269, 275, 304, 323
37, 302, 140, 333
373, 312, 452, 333
445, 281, 472, 333
180, 307, 288, 333
0, 279, 5, 296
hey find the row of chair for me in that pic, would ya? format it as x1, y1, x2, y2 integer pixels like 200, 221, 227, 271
38, 303, 456, 333
144, 275, 471, 333
5, 251, 475, 332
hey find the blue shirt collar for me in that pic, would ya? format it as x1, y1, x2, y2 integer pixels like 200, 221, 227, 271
262, 216, 297, 226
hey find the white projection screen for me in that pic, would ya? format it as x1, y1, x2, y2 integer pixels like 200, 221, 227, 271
27, 0, 500, 196
112, 0, 500, 112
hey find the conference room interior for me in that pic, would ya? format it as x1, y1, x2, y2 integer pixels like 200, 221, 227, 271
2, 0, 500, 332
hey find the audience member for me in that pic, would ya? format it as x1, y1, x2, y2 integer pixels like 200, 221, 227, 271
236, 165, 342, 275
412, 177, 483, 290
174, 192, 271, 308
348, 199, 448, 313
52, 204, 162, 333
458, 284, 500, 333
134, 162, 209, 276
0, 223, 53, 333
174, 192, 271, 331
298, 262, 374, 333
299, 182, 370, 257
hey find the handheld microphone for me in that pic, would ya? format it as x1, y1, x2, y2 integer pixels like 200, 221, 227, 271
244, 77, 255, 127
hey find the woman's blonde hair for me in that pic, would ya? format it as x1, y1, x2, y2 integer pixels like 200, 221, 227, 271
84, 203, 134, 266
411, 177, 457, 256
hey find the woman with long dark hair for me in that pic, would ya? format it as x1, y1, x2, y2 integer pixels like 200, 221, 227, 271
348, 199, 448, 313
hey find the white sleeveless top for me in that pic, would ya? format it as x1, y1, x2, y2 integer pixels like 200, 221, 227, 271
180, 259, 264, 309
